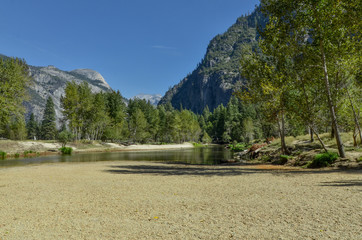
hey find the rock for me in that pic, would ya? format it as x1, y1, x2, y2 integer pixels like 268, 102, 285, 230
158, 6, 266, 113
132, 94, 162, 106
25, 65, 113, 126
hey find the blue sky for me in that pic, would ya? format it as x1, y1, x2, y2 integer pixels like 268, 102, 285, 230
1, 0, 260, 99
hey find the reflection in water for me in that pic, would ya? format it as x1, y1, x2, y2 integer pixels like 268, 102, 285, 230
0, 146, 232, 168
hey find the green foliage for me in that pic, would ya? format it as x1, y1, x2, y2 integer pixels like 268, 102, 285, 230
26, 113, 38, 140
129, 108, 149, 143
279, 155, 291, 164
58, 130, 73, 147
0, 57, 32, 139
0, 150, 6, 160
14, 153, 20, 158
23, 150, 35, 157
192, 142, 206, 148
306, 152, 339, 168
59, 147, 73, 155
201, 130, 212, 144
228, 143, 248, 152
41, 97, 57, 140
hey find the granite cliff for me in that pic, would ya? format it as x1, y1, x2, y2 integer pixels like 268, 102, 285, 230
159, 6, 265, 113
25, 65, 112, 124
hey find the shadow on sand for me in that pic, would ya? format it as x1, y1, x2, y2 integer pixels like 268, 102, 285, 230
104, 162, 362, 178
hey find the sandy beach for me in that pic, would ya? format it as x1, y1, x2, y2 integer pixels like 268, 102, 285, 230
0, 161, 361, 239
0, 140, 194, 156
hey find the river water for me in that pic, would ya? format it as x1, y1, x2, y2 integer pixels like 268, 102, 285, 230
0, 146, 232, 168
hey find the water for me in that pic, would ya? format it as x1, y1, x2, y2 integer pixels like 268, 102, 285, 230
0, 146, 232, 168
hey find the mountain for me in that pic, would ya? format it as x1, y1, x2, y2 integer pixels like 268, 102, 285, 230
25, 64, 112, 124
132, 94, 162, 106
159, 6, 266, 113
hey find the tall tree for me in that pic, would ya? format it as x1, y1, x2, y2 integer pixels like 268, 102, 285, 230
41, 97, 57, 140
0, 57, 32, 139
256, 0, 361, 157
129, 108, 148, 143
26, 113, 38, 140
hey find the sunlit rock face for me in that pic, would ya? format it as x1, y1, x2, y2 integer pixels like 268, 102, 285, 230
132, 94, 162, 106
159, 6, 266, 113
25, 65, 112, 125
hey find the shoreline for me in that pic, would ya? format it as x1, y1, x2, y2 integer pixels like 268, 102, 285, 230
0, 140, 196, 160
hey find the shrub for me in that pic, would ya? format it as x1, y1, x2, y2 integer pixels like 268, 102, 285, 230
192, 142, 206, 148
0, 150, 6, 160
280, 155, 290, 164
59, 147, 73, 155
14, 153, 20, 158
229, 143, 248, 152
272, 155, 290, 165
306, 152, 338, 168
23, 150, 35, 157
260, 155, 271, 162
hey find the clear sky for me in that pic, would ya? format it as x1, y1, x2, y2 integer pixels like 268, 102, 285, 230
1, 0, 260, 99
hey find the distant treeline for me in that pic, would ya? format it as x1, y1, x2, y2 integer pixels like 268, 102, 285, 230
25, 81, 278, 144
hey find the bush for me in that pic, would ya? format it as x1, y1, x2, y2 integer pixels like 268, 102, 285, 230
306, 152, 338, 168
272, 155, 290, 165
229, 143, 247, 152
279, 155, 290, 164
23, 150, 35, 157
192, 142, 206, 148
14, 153, 20, 158
59, 147, 73, 155
0, 150, 6, 160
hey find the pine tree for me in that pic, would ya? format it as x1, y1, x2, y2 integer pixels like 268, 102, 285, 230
26, 113, 38, 140
0, 57, 31, 138
41, 97, 57, 140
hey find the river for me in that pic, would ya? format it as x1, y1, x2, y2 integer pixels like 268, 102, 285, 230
0, 145, 232, 168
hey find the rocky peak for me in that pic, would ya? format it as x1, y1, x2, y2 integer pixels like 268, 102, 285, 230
69, 69, 110, 89
25, 65, 113, 125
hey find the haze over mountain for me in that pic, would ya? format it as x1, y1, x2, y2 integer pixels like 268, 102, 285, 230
159, 6, 265, 113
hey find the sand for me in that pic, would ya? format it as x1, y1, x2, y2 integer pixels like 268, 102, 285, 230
0, 140, 194, 155
0, 161, 361, 239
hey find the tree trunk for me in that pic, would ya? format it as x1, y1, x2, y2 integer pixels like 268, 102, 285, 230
310, 126, 328, 153
353, 126, 358, 147
277, 112, 288, 155
320, 40, 345, 157
346, 88, 362, 146
331, 123, 335, 139
309, 126, 314, 142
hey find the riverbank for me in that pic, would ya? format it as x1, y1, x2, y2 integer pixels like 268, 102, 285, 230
0, 140, 194, 158
0, 160, 361, 239
234, 132, 362, 169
